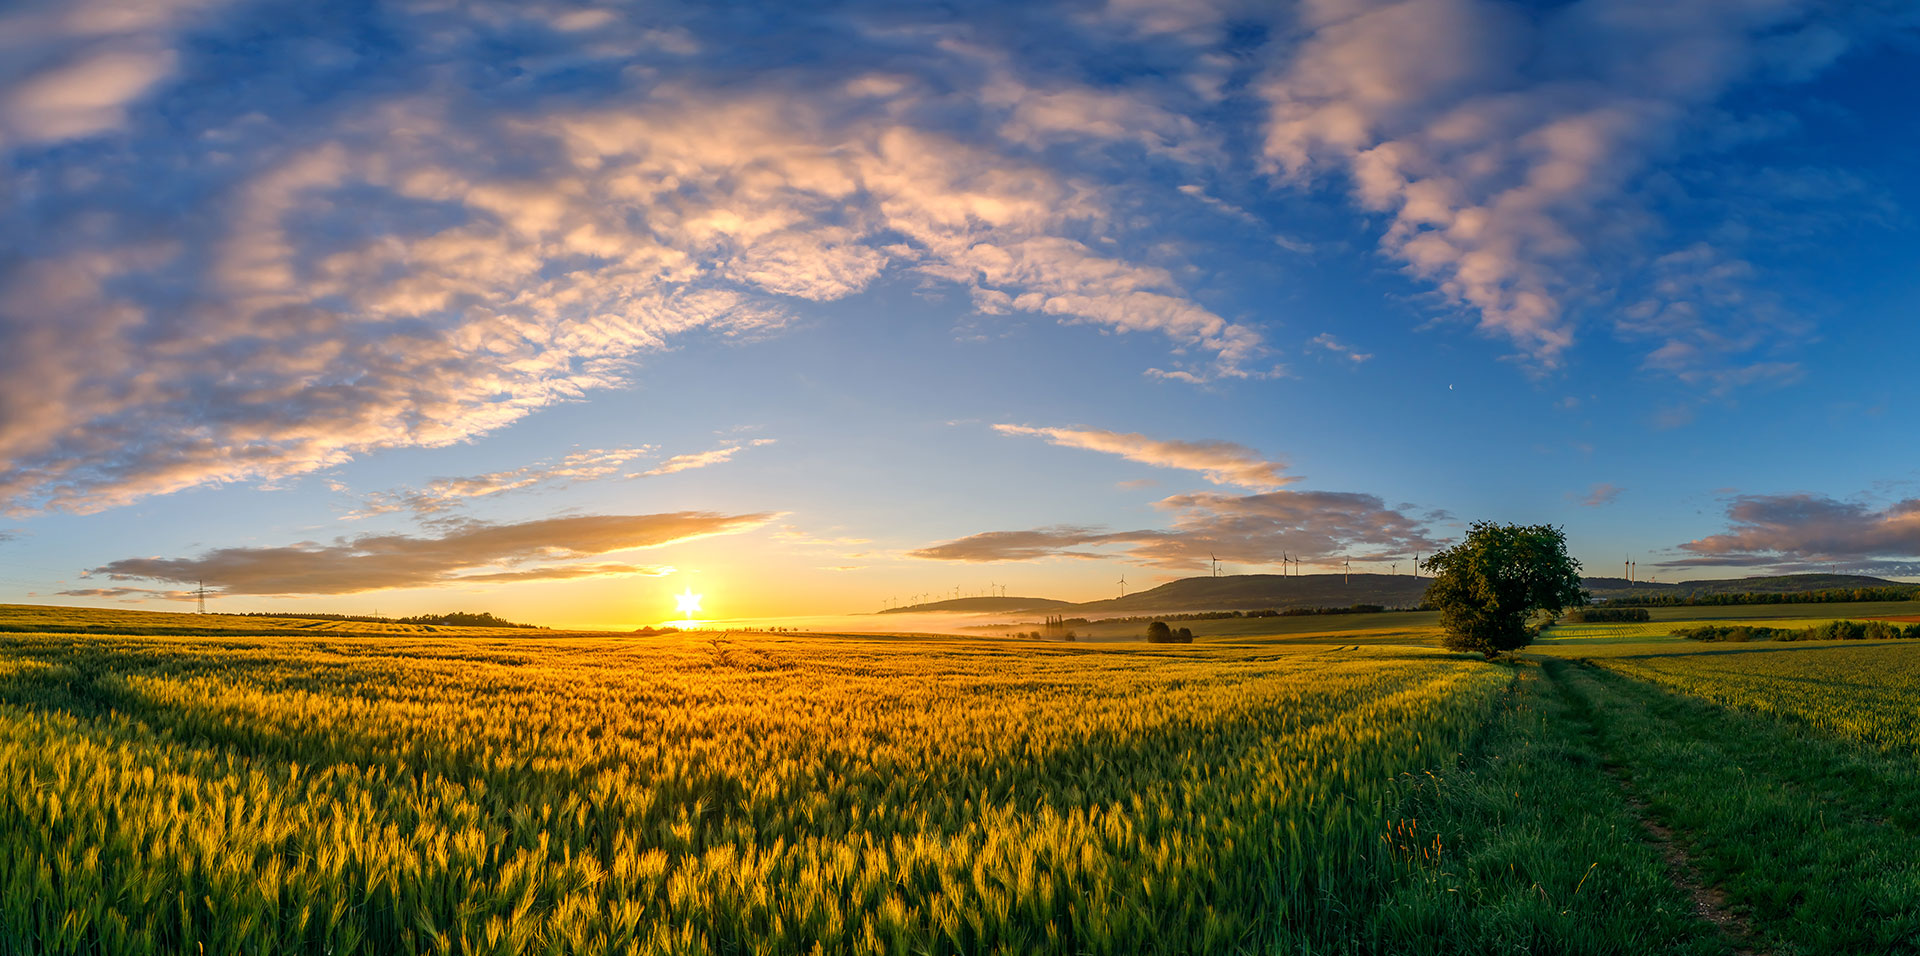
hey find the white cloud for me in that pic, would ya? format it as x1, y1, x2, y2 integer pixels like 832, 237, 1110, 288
349, 446, 655, 518
1675, 493, 1920, 571
910, 488, 1438, 569
1574, 482, 1622, 508
1259, 0, 1852, 371
85, 511, 775, 595
994, 424, 1294, 491
1308, 333, 1373, 363
0, 0, 223, 144
0, 34, 1265, 512
641, 439, 776, 477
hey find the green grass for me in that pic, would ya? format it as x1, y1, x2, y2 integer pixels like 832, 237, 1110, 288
1537, 599, 1920, 645
987, 609, 1445, 645
1576, 640, 1920, 754
1545, 657, 1920, 953
1363, 663, 1727, 955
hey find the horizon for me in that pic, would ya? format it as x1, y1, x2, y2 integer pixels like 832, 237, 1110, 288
2, 0, 1916, 630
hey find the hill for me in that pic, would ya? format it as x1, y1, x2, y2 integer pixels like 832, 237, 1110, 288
878, 596, 1077, 615
1584, 572, 1910, 601
883, 572, 1912, 618
0, 603, 578, 638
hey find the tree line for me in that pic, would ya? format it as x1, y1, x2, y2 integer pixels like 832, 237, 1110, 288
1603, 586, 1920, 608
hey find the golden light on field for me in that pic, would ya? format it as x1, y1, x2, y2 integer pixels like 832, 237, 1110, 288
675, 588, 703, 618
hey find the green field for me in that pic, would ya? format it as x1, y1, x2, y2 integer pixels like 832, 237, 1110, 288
3, 605, 1920, 953
981, 608, 1446, 644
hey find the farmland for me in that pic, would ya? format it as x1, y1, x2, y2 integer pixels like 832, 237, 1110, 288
4, 606, 1920, 953
3, 625, 1523, 954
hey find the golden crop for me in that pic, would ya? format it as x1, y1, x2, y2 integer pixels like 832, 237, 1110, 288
0, 631, 1508, 954
1583, 641, 1920, 754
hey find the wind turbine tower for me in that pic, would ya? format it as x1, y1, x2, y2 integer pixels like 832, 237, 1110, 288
1211, 552, 1219, 577
1118, 574, 1127, 598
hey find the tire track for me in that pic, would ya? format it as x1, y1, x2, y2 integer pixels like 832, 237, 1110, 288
1543, 658, 1767, 956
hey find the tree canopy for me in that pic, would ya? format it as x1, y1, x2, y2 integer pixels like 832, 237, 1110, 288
1422, 522, 1587, 658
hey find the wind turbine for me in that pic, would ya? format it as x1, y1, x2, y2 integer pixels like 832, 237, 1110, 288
1210, 552, 1220, 577
1118, 574, 1127, 598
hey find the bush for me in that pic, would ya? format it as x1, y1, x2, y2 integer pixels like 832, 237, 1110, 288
1675, 624, 1784, 642
1144, 622, 1193, 643
1679, 619, 1920, 643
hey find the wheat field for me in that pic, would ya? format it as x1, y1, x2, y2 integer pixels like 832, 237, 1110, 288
0, 629, 1509, 955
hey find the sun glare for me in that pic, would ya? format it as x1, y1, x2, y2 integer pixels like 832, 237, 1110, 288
675, 588, 703, 618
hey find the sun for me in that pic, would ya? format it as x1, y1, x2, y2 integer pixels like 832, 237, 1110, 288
674, 588, 703, 618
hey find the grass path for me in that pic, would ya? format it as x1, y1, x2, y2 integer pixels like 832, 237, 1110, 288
1543, 657, 1920, 954
1363, 663, 1727, 955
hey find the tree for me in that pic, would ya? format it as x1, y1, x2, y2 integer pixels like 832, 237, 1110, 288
1146, 621, 1173, 642
1422, 521, 1587, 658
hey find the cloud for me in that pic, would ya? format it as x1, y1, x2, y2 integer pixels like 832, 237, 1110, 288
352, 446, 654, 518
0, 0, 223, 145
994, 424, 1293, 491
1575, 482, 1622, 508
56, 585, 196, 602
641, 439, 776, 477
910, 488, 1438, 570
1308, 333, 1373, 363
909, 526, 1128, 563
1672, 493, 1920, 572
0, 8, 1266, 514
1259, 0, 1865, 372
84, 511, 775, 595
1, 0, 1897, 516
774, 526, 873, 547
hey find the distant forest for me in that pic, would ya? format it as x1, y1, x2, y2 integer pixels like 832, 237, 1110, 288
235, 610, 542, 629
1602, 586, 1920, 607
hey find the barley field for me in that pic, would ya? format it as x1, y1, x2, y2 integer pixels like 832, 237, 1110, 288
13, 604, 1920, 955
0, 628, 1509, 955
1569, 640, 1920, 754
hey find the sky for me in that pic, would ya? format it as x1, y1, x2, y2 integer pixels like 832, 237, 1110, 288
1, 0, 1916, 629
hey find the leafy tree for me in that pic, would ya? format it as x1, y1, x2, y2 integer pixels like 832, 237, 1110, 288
1422, 522, 1587, 658
1146, 621, 1173, 642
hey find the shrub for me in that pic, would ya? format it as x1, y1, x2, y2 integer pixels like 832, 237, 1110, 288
1675, 624, 1784, 642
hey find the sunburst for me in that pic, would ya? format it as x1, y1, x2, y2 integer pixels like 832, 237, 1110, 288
674, 588, 703, 617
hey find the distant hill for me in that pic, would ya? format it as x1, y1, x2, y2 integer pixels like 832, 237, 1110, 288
886, 574, 1429, 616
881, 571, 1910, 618
878, 596, 1077, 614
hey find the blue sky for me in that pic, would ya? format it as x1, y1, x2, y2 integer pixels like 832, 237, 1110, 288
1, 0, 1915, 627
